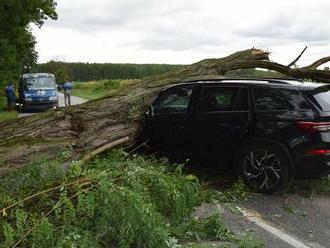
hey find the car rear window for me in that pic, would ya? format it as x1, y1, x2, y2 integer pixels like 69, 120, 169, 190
254, 88, 290, 110
254, 88, 312, 111
311, 90, 330, 112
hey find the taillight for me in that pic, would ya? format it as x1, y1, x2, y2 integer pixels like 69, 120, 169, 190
297, 122, 330, 132
305, 149, 330, 156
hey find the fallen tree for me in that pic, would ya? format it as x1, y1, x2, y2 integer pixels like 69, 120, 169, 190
1, 48, 330, 175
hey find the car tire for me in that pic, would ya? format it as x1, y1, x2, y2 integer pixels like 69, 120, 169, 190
237, 141, 292, 194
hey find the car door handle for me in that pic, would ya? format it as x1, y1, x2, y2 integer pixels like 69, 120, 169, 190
216, 123, 241, 131
216, 123, 237, 128
230, 125, 241, 131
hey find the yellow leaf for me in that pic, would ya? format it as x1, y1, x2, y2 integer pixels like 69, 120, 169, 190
185, 174, 198, 181
2, 209, 7, 217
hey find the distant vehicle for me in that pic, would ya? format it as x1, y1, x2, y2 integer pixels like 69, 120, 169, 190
18, 73, 59, 111
141, 78, 330, 194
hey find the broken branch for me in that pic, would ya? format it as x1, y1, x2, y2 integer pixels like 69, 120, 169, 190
80, 137, 130, 164
287, 46, 308, 67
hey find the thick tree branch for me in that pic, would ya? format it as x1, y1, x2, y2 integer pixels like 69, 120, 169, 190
215, 60, 330, 83
302, 56, 330, 70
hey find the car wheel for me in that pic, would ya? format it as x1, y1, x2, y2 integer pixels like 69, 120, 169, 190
238, 142, 292, 194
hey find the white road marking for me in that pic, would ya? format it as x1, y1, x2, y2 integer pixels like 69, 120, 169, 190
237, 207, 318, 248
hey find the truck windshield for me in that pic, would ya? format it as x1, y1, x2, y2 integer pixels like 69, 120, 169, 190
24, 77, 56, 90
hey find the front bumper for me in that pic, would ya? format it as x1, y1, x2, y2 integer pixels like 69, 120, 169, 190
23, 100, 58, 110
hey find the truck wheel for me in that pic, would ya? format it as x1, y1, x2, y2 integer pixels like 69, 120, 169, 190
238, 142, 292, 194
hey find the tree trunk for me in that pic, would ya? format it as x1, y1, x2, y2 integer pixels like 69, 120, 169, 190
1, 48, 330, 175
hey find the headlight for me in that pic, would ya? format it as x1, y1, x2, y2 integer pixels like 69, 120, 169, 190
49, 96, 57, 101
25, 98, 33, 102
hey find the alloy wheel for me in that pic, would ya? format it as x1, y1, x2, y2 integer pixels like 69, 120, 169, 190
242, 149, 284, 191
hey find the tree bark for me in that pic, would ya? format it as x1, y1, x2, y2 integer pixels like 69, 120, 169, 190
1, 48, 330, 175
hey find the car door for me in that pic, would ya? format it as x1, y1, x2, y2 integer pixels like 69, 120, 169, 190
144, 85, 195, 160
184, 85, 251, 169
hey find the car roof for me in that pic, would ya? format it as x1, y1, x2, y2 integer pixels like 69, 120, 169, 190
166, 78, 329, 91
22, 73, 55, 78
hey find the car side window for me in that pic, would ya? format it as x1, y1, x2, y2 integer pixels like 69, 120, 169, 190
254, 88, 312, 111
196, 87, 241, 112
280, 89, 313, 110
254, 88, 291, 111
154, 87, 193, 114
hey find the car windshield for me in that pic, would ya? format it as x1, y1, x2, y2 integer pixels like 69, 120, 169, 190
311, 89, 330, 112
24, 76, 56, 90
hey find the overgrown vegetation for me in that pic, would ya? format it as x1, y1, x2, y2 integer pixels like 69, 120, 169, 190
0, 150, 262, 248
0, 150, 196, 247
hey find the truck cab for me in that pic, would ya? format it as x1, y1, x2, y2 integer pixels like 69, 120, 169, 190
18, 73, 59, 111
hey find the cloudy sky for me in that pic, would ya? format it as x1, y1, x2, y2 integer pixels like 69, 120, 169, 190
32, 0, 330, 67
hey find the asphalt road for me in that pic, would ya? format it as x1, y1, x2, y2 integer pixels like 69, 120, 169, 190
18, 93, 87, 118
239, 191, 330, 248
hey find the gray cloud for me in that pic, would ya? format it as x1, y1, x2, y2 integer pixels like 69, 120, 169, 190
237, 6, 330, 43
35, 0, 330, 65
50, 0, 200, 31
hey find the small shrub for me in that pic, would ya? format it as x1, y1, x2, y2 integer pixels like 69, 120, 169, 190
172, 214, 234, 243
236, 232, 265, 248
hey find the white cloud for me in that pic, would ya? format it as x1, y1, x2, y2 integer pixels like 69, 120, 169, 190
33, 0, 330, 67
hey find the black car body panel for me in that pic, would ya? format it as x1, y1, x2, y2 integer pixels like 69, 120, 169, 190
142, 78, 330, 179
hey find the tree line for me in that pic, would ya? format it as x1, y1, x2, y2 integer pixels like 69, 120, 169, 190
36, 61, 286, 84
36, 61, 185, 83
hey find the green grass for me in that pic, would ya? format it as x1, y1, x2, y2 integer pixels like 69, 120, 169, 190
0, 96, 18, 122
72, 79, 139, 100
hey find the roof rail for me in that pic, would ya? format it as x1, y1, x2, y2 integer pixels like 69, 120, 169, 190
182, 77, 304, 85
219, 77, 302, 85
257, 77, 304, 82
267, 79, 291, 85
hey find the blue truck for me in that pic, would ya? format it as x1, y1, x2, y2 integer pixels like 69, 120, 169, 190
18, 73, 59, 111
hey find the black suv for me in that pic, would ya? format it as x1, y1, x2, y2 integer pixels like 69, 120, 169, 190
141, 78, 330, 193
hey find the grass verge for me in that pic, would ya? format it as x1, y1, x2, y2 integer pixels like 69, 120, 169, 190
0, 96, 18, 122
72, 79, 139, 100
